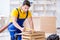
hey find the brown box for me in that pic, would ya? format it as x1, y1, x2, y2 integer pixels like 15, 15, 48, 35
22, 31, 45, 40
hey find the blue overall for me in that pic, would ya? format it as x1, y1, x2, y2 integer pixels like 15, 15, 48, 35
8, 8, 28, 40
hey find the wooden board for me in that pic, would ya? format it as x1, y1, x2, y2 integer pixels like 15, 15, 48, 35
40, 16, 56, 33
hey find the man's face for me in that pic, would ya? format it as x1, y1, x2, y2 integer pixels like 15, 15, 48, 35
22, 5, 30, 12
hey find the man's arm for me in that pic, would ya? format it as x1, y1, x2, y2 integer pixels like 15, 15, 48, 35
27, 17, 34, 31
0, 24, 8, 33
12, 16, 24, 31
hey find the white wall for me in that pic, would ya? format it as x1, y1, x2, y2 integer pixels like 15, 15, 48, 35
0, 0, 60, 27
0, 0, 10, 17
56, 0, 60, 27
0, 0, 10, 40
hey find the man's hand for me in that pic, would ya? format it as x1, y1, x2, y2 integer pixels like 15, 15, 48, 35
25, 28, 34, 32
21, 28, 25, 32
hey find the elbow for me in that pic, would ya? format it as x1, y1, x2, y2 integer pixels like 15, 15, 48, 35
12, 20, 17, 25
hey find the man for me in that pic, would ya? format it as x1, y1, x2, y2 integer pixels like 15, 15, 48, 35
0, 0, 34, 40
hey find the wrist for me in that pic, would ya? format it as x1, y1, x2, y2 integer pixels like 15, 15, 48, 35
21, 28, 24, 31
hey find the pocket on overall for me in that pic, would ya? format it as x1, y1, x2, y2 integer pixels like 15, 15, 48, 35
8, 23, 17, 31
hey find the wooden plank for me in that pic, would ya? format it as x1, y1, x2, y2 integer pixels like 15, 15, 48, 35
40, 16, 56, 33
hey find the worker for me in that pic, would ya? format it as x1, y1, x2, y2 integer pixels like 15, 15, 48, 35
0, 0, 34, 40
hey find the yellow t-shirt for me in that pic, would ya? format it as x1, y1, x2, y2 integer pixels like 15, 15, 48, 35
10, 7, 32, 22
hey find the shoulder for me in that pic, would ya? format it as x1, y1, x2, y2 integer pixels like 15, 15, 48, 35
28, 10, 32, 18
11, 8, 18, 17
28, 10, 32, 15
12, 7, 20, 12
11, 8, 18, 13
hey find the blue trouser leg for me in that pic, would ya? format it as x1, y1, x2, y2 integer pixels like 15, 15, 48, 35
16, 29, 22, 40
9, 31, 22, 40
17, 35, 22, 40
8, 23, 22, 40
9, 31, 16, 40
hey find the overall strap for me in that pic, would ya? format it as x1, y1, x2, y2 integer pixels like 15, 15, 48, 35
26, 11, 28, 19
16, 8, 19, 19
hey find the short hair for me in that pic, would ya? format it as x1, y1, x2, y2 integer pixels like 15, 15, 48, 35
23, 0, 31, 7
